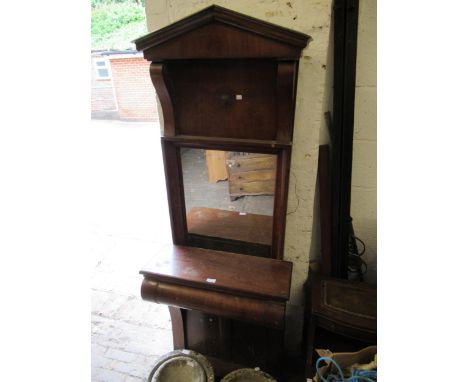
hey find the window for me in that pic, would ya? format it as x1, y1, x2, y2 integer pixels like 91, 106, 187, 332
94, 58, 111, 79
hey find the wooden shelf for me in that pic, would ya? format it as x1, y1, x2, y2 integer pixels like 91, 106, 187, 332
140, 245, 292, 302
140, 245, 292, 329
162, 135, 292, 151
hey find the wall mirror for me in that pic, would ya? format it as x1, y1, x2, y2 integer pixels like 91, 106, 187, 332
181, 148, 277, 257
135, 6, 312, 377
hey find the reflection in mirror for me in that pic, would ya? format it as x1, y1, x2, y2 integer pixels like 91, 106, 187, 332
181, 148, 276, 249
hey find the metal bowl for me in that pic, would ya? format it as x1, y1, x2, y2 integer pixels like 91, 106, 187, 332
220, 368, 277, 382
147, 350, 214, 382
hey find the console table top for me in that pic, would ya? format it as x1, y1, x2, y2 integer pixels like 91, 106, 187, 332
140, 244, 292, 302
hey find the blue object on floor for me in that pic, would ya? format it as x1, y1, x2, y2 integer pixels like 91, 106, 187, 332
316, 356, 377, 382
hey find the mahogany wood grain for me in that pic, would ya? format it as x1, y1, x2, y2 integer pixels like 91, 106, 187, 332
164, 309, 284, 378
141, 279, 285, 329
161, 140, 187, 245
275, 61, 297, 143
304, 270, 376, 377
140, 245, 292, 301
149, 63, 175, 136
311, 273, 377, 335
163, 135, 291, 150
168, 307, 185, 349
145, 23, 301, 60
163, 138, 290, 259
166, 59, 277, 140
186, 207, 273, 246
135, 6, 311, 376
184, 311, 222, 358
318, 145, 332, 276
187, 233, 272, 258
134, 5, 310, 60
228, 319, 284, 376
271, 146, 291, 259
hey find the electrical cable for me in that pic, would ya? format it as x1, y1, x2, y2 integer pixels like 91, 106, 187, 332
347, 226, 367, 278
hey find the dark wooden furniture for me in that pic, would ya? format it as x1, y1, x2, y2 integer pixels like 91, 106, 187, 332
303, 145, 376, 378
328, 0, 360, 278
309, 273, 376, 342
134, 5, 310, 379
304, 271, 377, 378
135, 5, 310, 260
141, 245, 292, 330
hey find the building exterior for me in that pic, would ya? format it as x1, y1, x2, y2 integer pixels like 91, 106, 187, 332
91, 50, 158, 121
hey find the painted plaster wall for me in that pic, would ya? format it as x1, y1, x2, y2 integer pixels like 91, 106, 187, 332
144, 0, 333, 353
351, 0, 377, 284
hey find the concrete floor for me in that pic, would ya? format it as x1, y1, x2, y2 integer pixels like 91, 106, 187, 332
90, 119, 173, 382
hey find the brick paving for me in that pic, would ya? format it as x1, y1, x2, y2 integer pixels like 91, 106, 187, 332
90, 120, 173, 381
91, 237, 174, 381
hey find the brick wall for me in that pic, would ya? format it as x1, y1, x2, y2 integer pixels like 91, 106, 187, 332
91, 57, 118, 118
109, 56, 158, 121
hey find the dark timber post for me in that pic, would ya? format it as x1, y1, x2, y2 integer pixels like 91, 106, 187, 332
330, 0, 360, 278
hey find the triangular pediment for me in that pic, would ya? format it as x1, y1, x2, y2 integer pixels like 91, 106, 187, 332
134, 5, 311, 60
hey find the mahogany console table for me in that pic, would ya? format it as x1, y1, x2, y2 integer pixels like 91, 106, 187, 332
141, 245, 292, 330
134, 5, 310, 379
